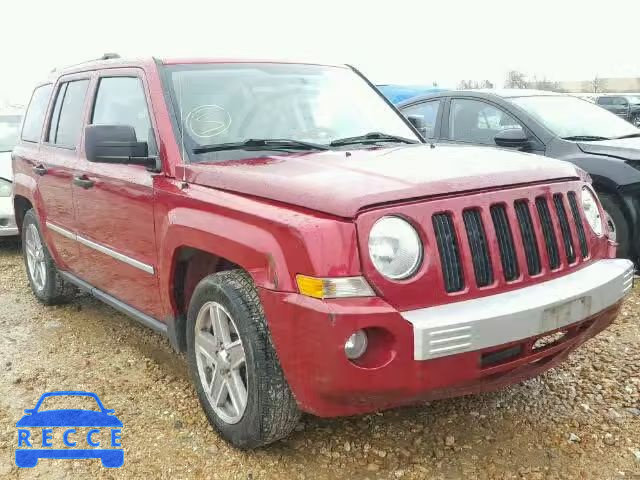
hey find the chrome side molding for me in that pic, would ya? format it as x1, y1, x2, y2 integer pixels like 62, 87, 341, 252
45, 221, 155, 275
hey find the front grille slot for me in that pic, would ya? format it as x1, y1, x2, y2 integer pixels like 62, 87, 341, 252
535, 197, 560, 269
553, 194, 576, 264
514, 200, 541, 275
490, 204, 519, 281
567, 192, 589, 258
432, 213, 464, 292
463, 209, 493, 287
425, 185, 589, 297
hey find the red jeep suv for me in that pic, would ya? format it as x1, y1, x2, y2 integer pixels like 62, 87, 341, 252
12, 55, 633, 448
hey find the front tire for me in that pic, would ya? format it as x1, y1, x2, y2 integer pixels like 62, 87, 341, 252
632, 114, 640, 128
21, 209, 75, 305
186, 270, 300, 449
598, 194, 630, 260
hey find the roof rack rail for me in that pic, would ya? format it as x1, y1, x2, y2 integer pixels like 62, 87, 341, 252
50, 53, 122, 73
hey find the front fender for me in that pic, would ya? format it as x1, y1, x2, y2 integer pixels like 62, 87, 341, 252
574, 156, 640, 187
153, 180, 362, 320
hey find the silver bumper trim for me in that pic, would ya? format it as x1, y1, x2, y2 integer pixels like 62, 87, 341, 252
402, 259, 634, 360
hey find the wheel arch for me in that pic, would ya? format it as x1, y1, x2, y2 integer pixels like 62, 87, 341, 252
592, 176, 640, 263
167, 246, 244, 351
158, 219, 293, 352
13, 194, 34, 235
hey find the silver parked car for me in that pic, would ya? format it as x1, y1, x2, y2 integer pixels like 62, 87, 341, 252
0, 109, 23, 237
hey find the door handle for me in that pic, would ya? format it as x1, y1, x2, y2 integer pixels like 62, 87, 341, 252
33, 165, 48, 176
73, 175, 95, 189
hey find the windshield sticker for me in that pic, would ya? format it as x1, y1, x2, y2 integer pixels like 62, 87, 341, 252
185, 105, 232, 138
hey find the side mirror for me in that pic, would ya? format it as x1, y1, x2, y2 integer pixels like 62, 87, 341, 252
494, 127, 530, 148
85, 125, 158, 169
406, 114, 427, 136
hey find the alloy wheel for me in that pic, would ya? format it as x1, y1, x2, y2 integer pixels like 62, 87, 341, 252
25, 224, 46, 292
194, 301, 248, 424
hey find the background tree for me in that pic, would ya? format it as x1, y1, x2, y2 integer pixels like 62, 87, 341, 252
528, 75, 560, 92
591, 76, 603, 93
504, 70, 528, 89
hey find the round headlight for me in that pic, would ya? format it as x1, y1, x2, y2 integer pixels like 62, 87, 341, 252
368, 216, 422, 280
581, 187, 603, 236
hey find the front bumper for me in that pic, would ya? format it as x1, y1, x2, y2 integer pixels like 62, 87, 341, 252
260, 259, 633, 417
0, 196, 18, 237
404, 259, 633, 360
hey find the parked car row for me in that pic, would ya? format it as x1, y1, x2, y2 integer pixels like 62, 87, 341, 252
596, 94, 640, 127
395, 89, 640, 264
7, 55, 635, 449
0, 108, 23, 237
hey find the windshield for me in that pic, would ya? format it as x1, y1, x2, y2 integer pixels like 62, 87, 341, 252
0, 115, 22, 152
627, 96, 640, 105
163, 63, 420, 162
509, 96, 639, 140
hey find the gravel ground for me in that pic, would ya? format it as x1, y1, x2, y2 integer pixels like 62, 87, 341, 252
0, 240, 639, 480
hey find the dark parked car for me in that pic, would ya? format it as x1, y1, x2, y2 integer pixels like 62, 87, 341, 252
596, 95, 640, 127
397, 90, 640, 262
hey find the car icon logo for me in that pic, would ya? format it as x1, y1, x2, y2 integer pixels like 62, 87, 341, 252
15, 391, 123, 468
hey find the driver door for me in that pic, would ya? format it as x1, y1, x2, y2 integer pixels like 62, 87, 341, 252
72, 69, 163, 319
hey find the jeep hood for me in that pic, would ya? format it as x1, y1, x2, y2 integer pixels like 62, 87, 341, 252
578, 136, 640, 161
179, 144, 580, 218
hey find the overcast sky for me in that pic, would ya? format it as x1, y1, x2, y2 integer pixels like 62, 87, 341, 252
2, 0, 640, 105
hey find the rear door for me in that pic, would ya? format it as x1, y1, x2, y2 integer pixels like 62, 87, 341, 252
72, 69, 162, 319
22, 76, 92, 271
40, 76, 92, 271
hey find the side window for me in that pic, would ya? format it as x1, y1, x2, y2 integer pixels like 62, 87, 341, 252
613, 97, 628, 106
402, 100, 441, 138
47, 83, 67, 143
92, 77, 152, 144
48, 80, 90, 147
449, 98, 523, 145
21, 84, 53, 143
597, 97, 611, 105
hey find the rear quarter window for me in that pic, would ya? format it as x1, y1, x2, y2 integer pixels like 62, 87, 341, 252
21, 84, 53, 143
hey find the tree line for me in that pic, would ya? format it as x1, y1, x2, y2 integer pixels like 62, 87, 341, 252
457, 71, 604, 93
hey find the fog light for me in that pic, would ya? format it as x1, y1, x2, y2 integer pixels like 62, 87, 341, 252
344, 330, 368, 360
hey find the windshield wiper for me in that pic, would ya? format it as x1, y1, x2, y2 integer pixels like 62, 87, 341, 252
330, 132, 420, 147
561, 135, 610, 141
614, 133, 640, 139
193, 138, 330, 154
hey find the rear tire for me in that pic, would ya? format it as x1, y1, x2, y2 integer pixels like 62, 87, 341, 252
598, 193, 630, 260
186, 269, 300, 449
21, 209, 76, 305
